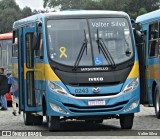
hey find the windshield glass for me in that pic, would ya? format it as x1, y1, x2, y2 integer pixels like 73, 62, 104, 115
47, 18, 133, 66
47, 19, 92, 66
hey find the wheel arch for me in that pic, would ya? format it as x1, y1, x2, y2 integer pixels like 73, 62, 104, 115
152, 80, 157, 106
42, 95, 46, 116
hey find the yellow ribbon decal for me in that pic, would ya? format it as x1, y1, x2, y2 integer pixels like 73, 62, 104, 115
59, 46, 67, 58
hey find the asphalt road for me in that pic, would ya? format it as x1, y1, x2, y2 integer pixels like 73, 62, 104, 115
0, 105, 160, 138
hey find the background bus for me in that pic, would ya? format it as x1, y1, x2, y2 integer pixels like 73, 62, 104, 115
136, 9, 160, 119
12, 11, 140, 130
0, 32, 12, 102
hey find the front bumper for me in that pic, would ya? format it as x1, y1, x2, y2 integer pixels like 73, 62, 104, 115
47, 86, 140, 117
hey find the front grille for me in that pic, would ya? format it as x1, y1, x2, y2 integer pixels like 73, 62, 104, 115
70, 107, 123, 113
69, 82, 121, 87
63, 100, 128, 113
70, 92, 119, 97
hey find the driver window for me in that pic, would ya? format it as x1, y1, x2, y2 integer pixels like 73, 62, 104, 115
35, 34, 43, 58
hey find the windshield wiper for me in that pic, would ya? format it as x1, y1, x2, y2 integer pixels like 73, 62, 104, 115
96, 29, 116, 68
73, 30, 88, 71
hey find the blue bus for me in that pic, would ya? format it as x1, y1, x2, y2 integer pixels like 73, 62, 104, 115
12, 10, 140, 130
136, 9, 160, 119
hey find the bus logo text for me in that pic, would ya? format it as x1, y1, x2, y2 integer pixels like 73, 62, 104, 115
81, 67, 108, 71
88, 77, 104, 82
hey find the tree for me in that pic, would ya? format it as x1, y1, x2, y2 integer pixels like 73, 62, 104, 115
43, 0, 104, 10
0, 0, 21, 33
81, 0, 104, 10
43, 0, 160, 18
0, 0, 20, 10
0, 8, 21, 33
124, 0, 159, 19
21, 7, 32, 18
43, 0, 81, 10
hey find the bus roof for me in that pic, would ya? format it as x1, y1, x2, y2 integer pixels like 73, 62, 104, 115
13, 10, 130, 29
136, 9, 160, 24
0, 32, 12, 40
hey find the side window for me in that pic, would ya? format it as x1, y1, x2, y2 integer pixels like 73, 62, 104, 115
26, 33, 34, 68
159, 22, 160, 55
0, 41, 2, 67
12, 30, 18, 57
149, 22, 158, 57
2, 49, 7, 67
35, 34, 43, 58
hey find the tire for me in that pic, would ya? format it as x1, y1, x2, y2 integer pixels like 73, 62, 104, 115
23, 112, 34, 125
85, 119, 103, 124
94, 120, 103, 124
47, 116, 60, 131
120, 113, 134, 129
154, 86, 160, 119
85, 120, 94, 124
34, 115, 43, 125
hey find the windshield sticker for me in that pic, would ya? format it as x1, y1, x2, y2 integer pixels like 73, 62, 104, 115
94, 56, 103, 65
47, 25, 51, 28
48, 34, 53, 49
91, 22, 126, 28
59, 46, 68, 58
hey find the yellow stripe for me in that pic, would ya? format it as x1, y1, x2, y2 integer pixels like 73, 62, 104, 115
23, 64, 60, 81
12, 63, 60, 81
146, 64, 159, 79
127, 61, 139, 78
44, 64, 60, 81
12, 64, 18, 78
13, 61, 140, 81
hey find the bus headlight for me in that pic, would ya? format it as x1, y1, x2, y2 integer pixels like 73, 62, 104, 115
123, 78, 139, 93
48, 81, 68, 96
123, 100, 139, 112
50, 103, 69, 114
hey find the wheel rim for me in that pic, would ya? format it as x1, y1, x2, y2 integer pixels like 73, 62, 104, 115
23, 112, 27, 124
156, 91, 160, 113
48, 116, 51, 128
23, 112, 26, 122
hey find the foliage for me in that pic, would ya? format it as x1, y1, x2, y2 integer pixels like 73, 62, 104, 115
43, 0, 159, 18
0, 0, 159, 33
0, 0, 33, 33
21, 7, 32, 18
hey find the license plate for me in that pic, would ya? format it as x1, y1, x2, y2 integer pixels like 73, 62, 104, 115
88, 100, 106, 106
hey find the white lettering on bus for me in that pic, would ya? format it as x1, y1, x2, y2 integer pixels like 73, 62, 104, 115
81, 67, 108, 71
111, 22, 126, 27
92, 22, 109, 28
91, 22, 126, 28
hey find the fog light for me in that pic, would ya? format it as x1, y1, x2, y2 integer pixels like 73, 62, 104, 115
50, 103, 69, 114
123, 100, 139, 112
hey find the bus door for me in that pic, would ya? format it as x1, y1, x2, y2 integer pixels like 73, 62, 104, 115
138, 30, 148, 104
23, 26, 42, 112
16, 28, 25, 111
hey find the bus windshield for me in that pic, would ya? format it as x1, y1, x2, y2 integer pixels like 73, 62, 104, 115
47, 18, 133, 67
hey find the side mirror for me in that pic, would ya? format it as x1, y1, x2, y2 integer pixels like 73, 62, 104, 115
135, 30, 143, 44
33, 32, 40, 50
135, 22, 142, 31
131, 19, 135, 28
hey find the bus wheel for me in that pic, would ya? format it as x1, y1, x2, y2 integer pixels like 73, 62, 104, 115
95, 119, 103, 124
85, 119, 103, 124
47, 116, 60, 131
23, 112, 34, 125
120, 113, 134, 129
34, 115, 43, 125
154, 86, 160, 119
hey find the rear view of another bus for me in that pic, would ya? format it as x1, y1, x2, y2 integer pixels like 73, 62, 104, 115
136, 9, 160, 119
0, 32, 12, 102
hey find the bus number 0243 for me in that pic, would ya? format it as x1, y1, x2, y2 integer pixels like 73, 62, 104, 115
75, 88, 89, 93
